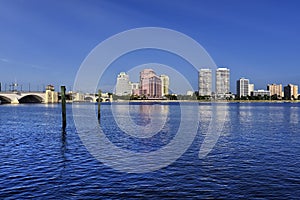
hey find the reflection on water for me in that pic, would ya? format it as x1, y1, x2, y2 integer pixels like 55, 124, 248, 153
112, 103, 169, 138
198, 103, 229, 158
1, 103, 300, 199
137, 104, 169, 125
289, 106, 299, 124
235, 103, 254, 125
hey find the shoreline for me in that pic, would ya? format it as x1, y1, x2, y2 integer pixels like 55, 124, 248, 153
112, 99, 300, 103
1, 100, 300, 105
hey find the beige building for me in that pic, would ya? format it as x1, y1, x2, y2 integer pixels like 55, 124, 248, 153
73, 92, 85, 102
284, 84, 298, 100
160, 74, 169, 96
140, 69, 162, 98
131, 82, 140, 96
249, 84, 254, 95
267, 84, 282, 98
45, 85, 58, 103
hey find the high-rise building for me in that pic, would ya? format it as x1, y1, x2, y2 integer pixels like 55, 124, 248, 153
115, 72, 132, 96
216, 68, 230, 98
267, 84, 282, 98
237, 78, 249, 98
131, 82, 140, 96
160, 75, 169, 96
249, 84, 254, 95
140, 69, 162, 98
198, 69, 212, 96
284, 84, 298, 100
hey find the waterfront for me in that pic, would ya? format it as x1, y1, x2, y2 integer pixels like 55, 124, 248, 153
0, 102, 300, 199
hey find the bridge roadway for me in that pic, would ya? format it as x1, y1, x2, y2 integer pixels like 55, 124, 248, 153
0, 92, 111, 104
78, 93, 112, 103
0, 92, 46, 104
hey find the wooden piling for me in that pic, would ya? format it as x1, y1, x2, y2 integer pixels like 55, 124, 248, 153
98, 89, 101, 122
61, 86, 66, 130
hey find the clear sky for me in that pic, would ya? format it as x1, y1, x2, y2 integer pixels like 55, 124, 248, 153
0, 0, 300, 93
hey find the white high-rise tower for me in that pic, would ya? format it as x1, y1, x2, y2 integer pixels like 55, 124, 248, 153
216, 68, 230, 98
198, 69, 212, 96
237, 78, 249, 98
115, 72, 132, 96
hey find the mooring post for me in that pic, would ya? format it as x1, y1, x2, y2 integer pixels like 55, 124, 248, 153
61, 86, 67, 130
98, 89, 101, 122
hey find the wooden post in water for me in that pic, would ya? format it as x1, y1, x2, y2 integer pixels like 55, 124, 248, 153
61, 86, 67, 130
98, 89, 101, 122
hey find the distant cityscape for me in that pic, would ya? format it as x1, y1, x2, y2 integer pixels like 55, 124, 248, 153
198, 67, 298, 101
115, 67, 299, 101
115, 69, 169, 99
0, 66, 299, 103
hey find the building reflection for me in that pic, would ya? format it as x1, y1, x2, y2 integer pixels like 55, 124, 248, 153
198, 103, 229, 133
138, 104, 169, 125
112, 103, 169, 138
289, 106, 299, 124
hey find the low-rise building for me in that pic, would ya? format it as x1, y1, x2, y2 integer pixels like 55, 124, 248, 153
251, 90, 270, 97
186, 91, 194, 96
45, 85, 58, 103
72, 92, 85, 102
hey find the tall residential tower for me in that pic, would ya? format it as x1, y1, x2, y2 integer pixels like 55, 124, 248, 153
115, 72, 132, 96
198, 69, 212, 96
267, 84, 283, 98
237, 78, 249, 98
140, 69, 162, 98
160, 75, 169, 97
284, 84, 298, 100
216, 68, 230, 98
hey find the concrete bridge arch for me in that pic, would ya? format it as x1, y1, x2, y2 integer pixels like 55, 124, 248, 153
18, 94, 44, 103
0, 95, 12, 104
83, 95, 112, 102
0, 92, 46, 104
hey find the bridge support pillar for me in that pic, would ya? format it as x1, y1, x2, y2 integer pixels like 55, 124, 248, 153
11, 97, 19, 104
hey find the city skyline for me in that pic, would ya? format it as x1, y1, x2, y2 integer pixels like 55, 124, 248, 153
1, 66, 299, 102
1, 66, 299, 97
1, 1, 300, 93
115, 69, 169, 99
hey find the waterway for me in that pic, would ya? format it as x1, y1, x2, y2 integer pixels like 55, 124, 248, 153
0, 102, 299, 199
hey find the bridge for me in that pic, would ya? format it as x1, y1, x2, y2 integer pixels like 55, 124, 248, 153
0, 91, 112, 104
76, 93, 112, 102
0, 92, 47, 104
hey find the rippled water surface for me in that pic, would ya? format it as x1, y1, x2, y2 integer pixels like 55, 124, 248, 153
0, 102, 300, 199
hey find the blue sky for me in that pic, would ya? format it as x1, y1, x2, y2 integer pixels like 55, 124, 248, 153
0, 0, 300, 93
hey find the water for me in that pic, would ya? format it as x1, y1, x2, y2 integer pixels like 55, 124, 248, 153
0, 102, 300, 199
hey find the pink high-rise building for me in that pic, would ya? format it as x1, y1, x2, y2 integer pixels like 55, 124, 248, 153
140, 69, 162, 98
